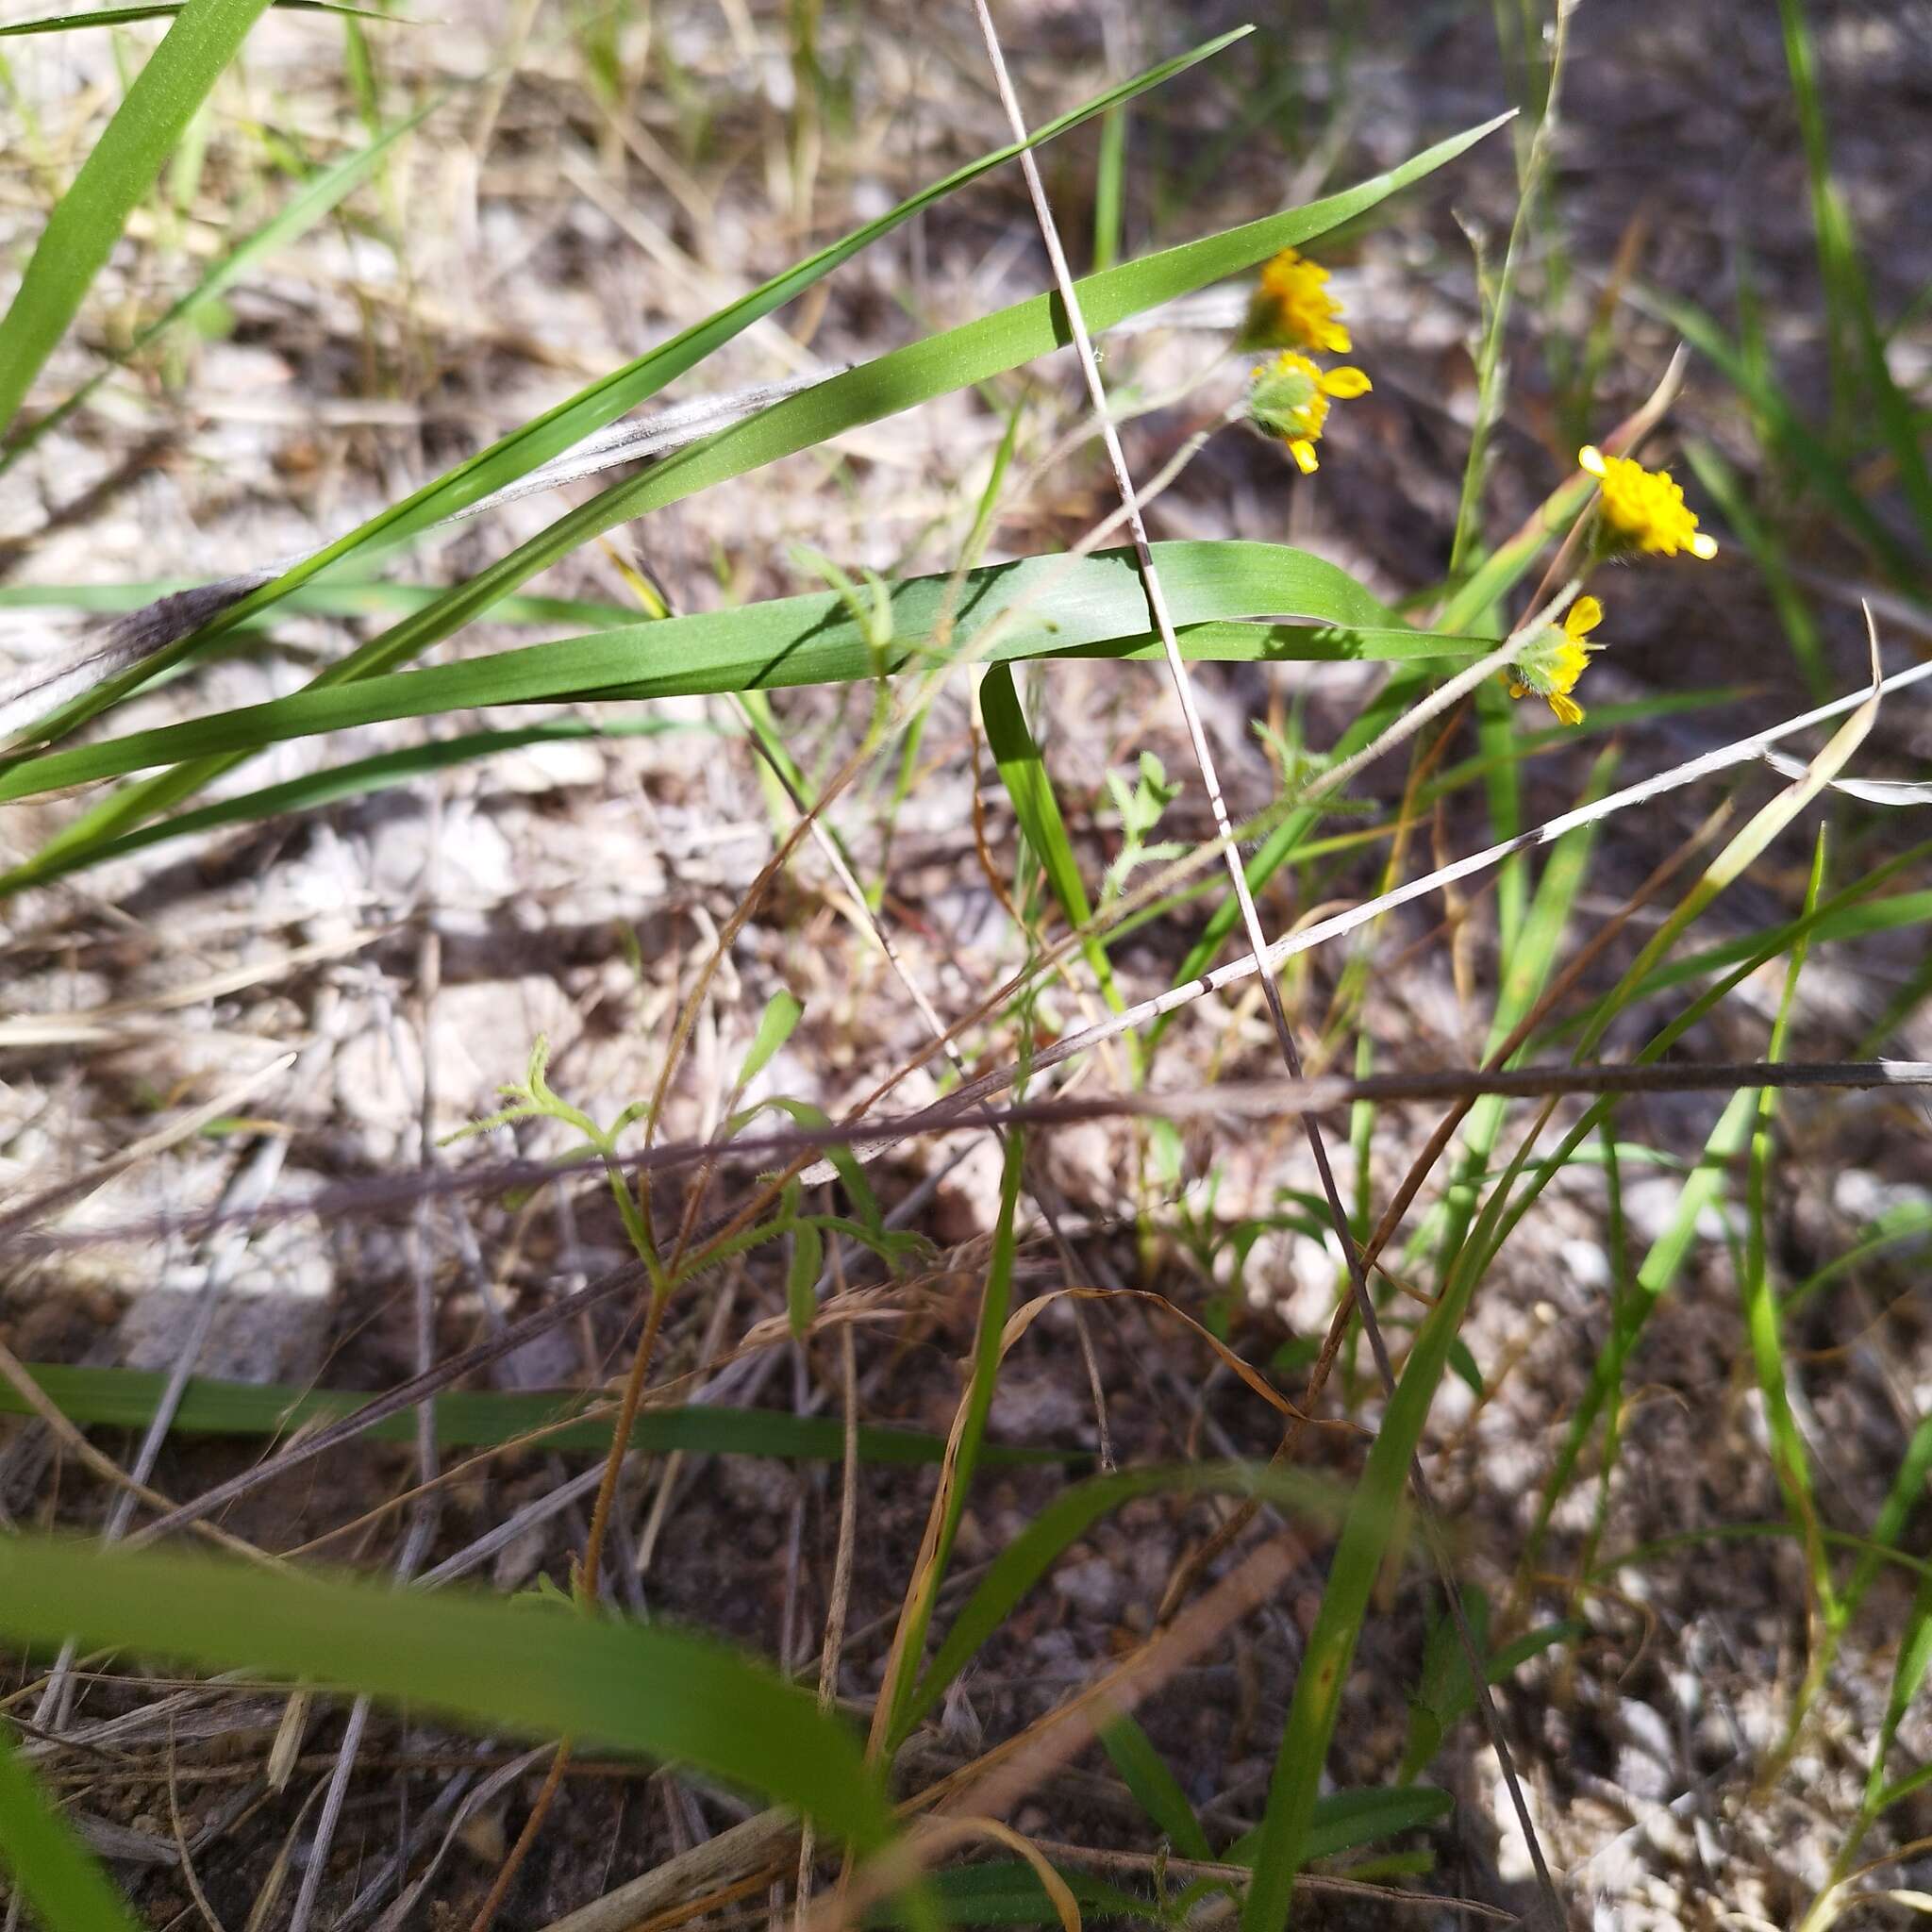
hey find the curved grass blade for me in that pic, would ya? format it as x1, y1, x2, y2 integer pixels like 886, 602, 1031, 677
865, 1861, 1165, 1930
12, 29, 1255, 754
0, 543, 1488, 805
1741, 829, 1832, 1614
0, 1534, 900, 1852
874, 1132, 1026, 1755
897, 1461, 1353, 1745
0, 579, 634, 628
2, 108, 1511, 889
0, 1724, 141, 1931
1236, 1230, 1476, 1932
0, 0, 276, 437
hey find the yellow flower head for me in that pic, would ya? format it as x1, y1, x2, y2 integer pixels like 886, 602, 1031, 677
1247, 247, 1352, 355
1508, 594, 1604, 726
1248, 350, 1372, 475
1579, 444, 1718, 559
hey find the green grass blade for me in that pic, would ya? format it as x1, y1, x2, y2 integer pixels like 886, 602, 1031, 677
1683, 438, 1829, 698
0, 545, 1485, 808
0, 1534, 900, 1851
0, 579, 635, 627
1234, 1228, 1465, 1932
1099, 1708, 1214, 1861
1224, 1786, 1455, 1870
2, 108, 1510, 884
0, 1361, 1074, 1466
880, 1132, 1025, 1749
1776, 0, 1932, 543
81, 718, 698, 869
11, 29, 1256, 754
0, 0, 276, 437
980, 662, 1119, 1008
1844, 1415, 1932, 1626
1866, 1576, 1932, 1810
865, 1860, 1166, 1929
2, 95, 435, 470
1428, 751, 1611, 1281
1741, 828, 1832, 1616
0, 0, 380, 31
0, 1724, 141, 1931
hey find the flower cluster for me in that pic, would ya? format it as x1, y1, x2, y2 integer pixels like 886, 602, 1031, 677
1508, 596, 1602, 727
1507, 443, 1718, 728
1246, 247, 1352, 355
1579, 444, 1719, 559
1246, 350, 1373, 475
1243, 249, 1369, 474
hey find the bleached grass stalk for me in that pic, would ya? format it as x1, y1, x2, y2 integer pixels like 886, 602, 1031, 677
930, 644, 1930, 1126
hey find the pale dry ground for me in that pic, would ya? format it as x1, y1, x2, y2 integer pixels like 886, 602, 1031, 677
1, 0, 1930, 1926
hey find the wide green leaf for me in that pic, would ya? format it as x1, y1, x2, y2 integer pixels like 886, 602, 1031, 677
0, 1725, 140, 1932
0, 1535, 899, 1849
0, 544, 1484, 803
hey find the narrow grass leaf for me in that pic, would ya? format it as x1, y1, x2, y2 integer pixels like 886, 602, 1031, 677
1740, 828, 1832, 1615
0, 0, 276, 437
80, 717, 696, 870
0, 1363, 1071, 1466
865, 1861, 1165, 1929
2, 96, 435, 469
1099, 1707, 1213, 1861
0, 0, 378, 31
1221, 1786, 1456, 1869
899, 1462, 1351, 1743
1235, 1234, 1471, 1932
739, 990, 805, 1088
877, 1131, 1026, 1753
981, 662, 1118, 1008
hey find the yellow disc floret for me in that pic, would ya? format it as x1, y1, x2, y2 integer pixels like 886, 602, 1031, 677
1248, 351, 1372, 475
1508, 594, 1604, 726
1579, 444, 1718, 559
1247, 247, 1353, 355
